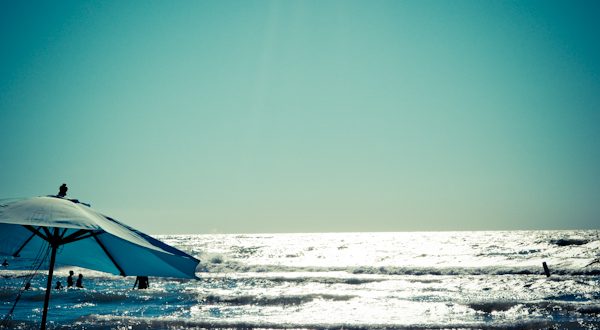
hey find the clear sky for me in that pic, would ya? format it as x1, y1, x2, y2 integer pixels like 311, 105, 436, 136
1, 1, 599, 234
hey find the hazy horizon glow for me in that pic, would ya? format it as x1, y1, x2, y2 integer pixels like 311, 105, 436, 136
1, 1, 599, 234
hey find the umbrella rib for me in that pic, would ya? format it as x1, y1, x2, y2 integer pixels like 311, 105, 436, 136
92, 234, 126, 276
13, 227, 40, 257
61, 229, 94, 243
23, 225, 49, 242
41, 227, 53, 240
61, 231, 101, 244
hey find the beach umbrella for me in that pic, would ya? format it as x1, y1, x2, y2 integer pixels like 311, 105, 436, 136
0, 196, 200, 330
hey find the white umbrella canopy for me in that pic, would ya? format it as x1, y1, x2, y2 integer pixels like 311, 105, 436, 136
0, 196, 200, 329
0, 196, 199, 278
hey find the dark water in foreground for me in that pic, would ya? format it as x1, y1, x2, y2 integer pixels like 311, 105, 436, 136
1, 230, 600, 329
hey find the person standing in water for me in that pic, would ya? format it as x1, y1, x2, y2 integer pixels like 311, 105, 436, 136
76, 274, 84, 288
57, 183, 68, 198
134, 276, 149, 289
67, 270, 74, 287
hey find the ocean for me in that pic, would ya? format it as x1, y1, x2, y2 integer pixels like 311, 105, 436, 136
1, 230, 599, 329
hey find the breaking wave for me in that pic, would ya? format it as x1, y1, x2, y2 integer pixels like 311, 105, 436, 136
199, 293, 356, 306
203, 259, 600, 276
468, 300, 600, 316
549, 238, 591, 246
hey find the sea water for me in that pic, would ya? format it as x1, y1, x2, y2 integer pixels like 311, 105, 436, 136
1, 230, 600, 329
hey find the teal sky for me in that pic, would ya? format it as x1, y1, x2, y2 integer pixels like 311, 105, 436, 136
1, 1, 599, 234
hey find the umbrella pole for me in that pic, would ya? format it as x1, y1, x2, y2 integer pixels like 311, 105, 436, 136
41, 242, 58, 330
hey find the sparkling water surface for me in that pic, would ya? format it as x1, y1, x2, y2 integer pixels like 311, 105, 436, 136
1, 230, 599, 329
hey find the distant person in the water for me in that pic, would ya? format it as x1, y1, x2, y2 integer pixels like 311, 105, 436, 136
55, 281, 63, 290
134, 276, 149, 289
57, 183, 68, 198
67, 270, 74, 287
24, 282, 31, 290
1, 259, 8, 267
76, 273, 84, 288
